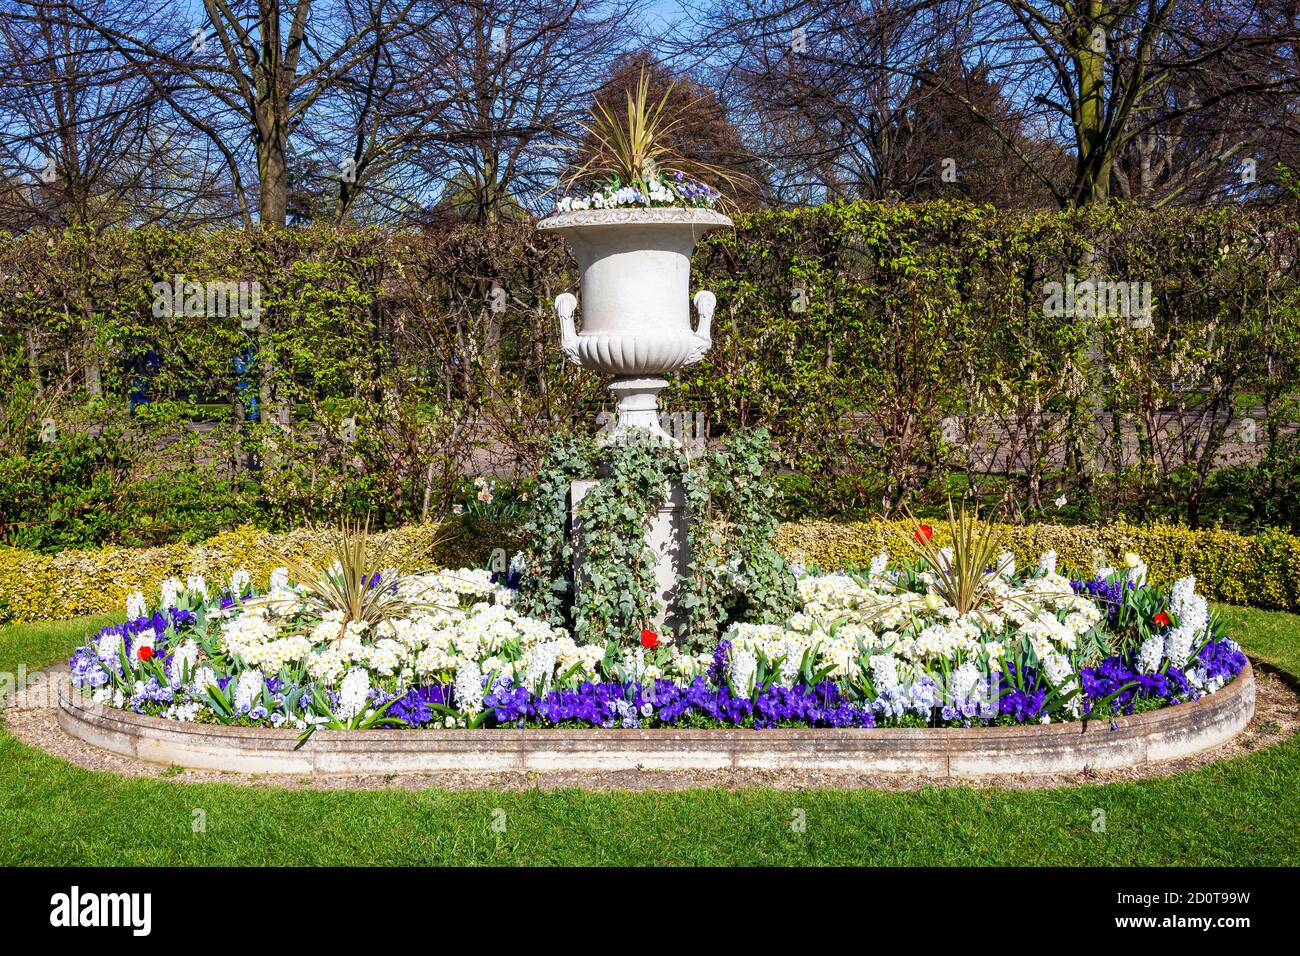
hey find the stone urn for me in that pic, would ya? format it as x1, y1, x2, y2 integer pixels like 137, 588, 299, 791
537, 206, 732, 442
537, 206, 731, 634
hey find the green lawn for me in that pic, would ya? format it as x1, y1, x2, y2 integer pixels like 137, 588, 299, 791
1214, 604, 1300, 676
1, 607, 1297, 866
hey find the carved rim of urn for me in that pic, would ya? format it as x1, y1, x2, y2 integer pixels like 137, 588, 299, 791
536, 206, 734, 232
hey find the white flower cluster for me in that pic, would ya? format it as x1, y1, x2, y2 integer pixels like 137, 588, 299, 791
160, 577, 183, 610
336, 668, 370, 722
206, 573, 607, 697
554, 174, 715, 213
1164, 575, 1209, 668
126, 591, 147, 620
453, 658, 484, 717
1040, 651, 1081, 716
720, 555, 1112, 703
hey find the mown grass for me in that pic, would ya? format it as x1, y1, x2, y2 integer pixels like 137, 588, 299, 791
0, 607, 1297, 866
1214, 604, 1300, 676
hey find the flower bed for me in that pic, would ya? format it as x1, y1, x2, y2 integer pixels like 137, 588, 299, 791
553, 172, 720, 212
67, 545, 1248, 738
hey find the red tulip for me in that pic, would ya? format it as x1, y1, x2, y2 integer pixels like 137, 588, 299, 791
137, 645, 154, 661
914, 524, 934, 544
640, 629, 659, 649
1153, 611, 1170, 628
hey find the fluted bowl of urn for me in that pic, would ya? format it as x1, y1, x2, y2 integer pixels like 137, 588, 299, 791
538, 206, 731, 442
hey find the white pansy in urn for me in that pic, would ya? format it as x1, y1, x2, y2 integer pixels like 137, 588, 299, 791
540, 207, 731, 443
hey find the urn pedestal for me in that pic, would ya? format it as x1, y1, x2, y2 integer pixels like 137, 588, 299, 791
569, 479, 691, 634
538, 206, 731, 631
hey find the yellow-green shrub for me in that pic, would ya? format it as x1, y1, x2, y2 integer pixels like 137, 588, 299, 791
0, 520, 517, 624
0, 518, 1294, 624
775, 520, 1300, 612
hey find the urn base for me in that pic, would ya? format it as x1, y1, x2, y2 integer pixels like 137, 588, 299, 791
601, 376, 675, 445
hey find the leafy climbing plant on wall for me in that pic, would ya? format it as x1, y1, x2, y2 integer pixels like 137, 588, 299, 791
517, 426, 796, 650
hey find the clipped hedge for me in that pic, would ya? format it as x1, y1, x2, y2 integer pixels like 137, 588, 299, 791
5, 202, 1299, 535
1, 519, 1296, 624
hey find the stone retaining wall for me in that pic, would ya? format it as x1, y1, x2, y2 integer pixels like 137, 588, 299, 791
56, 664, 1255, 777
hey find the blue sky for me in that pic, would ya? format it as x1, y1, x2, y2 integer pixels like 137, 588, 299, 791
644, 0, 691, 33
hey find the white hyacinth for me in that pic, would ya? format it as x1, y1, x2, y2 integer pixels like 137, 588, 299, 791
186, 574, 208, 600
1037, 549, 1057, 577
96, 631, 124, 669
125, 591, 147, 621
169, 639, 198, 686
336, 667, 370, 722
869, 551, 889, 578
232, 668, 264, 712
1136, 634, 1164, 674
869, 653, 900, 693
1041, 651, 1081, 716
454, 658, 484, 716
191, 665, 217, 695
1164, 576, 1208, 669
229, 568, 251, 596
1164, 627, 1195, 669
524, 641, 560, 694
728, 648, 758, 697
620, 646, 647, 684
950, 661, 984, 702
269, 566, 289, 591
159, 577, 183, 610
1039, 651, 1070, 686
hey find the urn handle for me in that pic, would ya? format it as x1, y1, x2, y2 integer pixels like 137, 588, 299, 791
554, 293, 581, 366
689, 290, 716, 363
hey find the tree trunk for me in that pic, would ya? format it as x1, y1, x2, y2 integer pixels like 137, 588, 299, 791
80, 302, 102, 399
24, 329, 43, 395
256, 124, 289, 226
255, 1, 290, 227
1071, 4, 1113, 208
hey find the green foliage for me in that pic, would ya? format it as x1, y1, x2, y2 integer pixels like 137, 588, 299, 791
2, 201, 1298, 548
570, 436, 681, 643
0, 406, 247, 551
517, 431, 598, 627
683, 428, 798, 636
518, 427, 796, 649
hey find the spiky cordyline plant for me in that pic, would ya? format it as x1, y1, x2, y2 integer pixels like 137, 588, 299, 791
563, 66, 753, 208
256, 520, 449, 629
900, 501, 1016, 615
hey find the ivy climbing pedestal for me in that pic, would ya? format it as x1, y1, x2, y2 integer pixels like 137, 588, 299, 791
538, 206, 731, 633
569, 478, 692, 634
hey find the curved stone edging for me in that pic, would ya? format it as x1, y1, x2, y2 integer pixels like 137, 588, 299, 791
56, 663, 1255, 777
